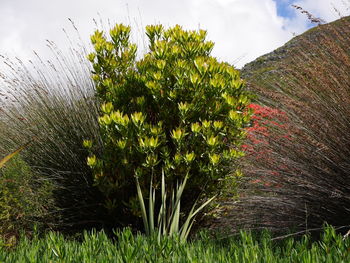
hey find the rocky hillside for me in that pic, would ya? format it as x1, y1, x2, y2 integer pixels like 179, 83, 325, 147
242, 16, 350, 86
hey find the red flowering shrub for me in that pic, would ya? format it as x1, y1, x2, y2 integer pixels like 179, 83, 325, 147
242, 103, 294, 187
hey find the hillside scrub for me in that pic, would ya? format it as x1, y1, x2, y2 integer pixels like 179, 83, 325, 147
2, 14, 349, 245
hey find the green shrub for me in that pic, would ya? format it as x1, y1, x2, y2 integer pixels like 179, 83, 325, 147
86, 24, 252, 225
0, 155, 55, 246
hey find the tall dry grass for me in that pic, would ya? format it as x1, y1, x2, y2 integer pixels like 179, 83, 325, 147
209, 16, 350, 235
0, 33, 109, 232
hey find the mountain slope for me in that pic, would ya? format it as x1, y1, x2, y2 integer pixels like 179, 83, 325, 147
242, 16, 350, 85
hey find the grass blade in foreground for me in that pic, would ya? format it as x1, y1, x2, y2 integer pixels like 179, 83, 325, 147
0, 140, 32, 169
1, 226, 350, 262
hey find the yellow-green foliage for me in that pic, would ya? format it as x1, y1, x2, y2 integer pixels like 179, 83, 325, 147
86, 24, 251, 219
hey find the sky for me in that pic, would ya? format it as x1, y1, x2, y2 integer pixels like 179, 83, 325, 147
0, 0, 349, 69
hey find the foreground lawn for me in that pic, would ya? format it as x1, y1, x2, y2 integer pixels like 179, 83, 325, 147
1, 226, 350, 262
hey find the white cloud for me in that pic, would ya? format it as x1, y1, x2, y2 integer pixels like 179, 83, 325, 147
293, 0, 349, 22
189, 0, 296, 66
0, 0, 348, 69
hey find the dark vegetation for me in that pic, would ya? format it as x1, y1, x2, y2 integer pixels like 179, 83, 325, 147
0, 156, 54, 246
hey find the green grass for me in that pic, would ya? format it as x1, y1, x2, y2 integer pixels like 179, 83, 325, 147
1, 226, 350, 262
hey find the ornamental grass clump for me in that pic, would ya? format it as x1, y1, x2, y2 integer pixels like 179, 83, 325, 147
226, 16, 350, 234
0, 36, 107, 232
86, 24, 252, 228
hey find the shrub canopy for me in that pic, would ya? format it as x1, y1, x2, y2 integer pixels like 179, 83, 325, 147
86, 24, 251, 223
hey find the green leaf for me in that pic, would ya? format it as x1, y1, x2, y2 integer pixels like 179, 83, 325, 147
135, 176, 149, 235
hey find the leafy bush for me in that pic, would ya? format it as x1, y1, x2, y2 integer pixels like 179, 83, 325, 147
86, 24, 252, 225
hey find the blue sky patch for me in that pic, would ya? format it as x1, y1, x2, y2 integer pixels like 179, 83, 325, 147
274, 0, 317, 29
273, 0, 295, 18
